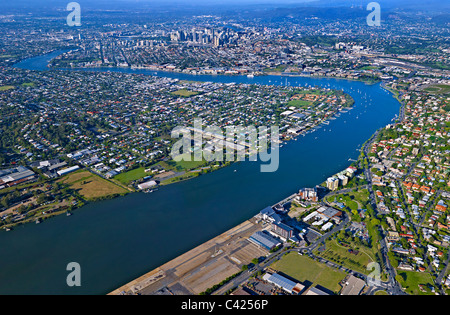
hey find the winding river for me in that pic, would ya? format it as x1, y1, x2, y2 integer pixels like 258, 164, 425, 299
0, 52, 401, 295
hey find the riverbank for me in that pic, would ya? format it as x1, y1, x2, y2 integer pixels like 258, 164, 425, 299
106, 85, 404, 296
0, 51, 402, 295
0, 76, 354, 232
55, 64, 381, 87
265, 71, 381, 86
0, 169, 131, 231
108, 219, 265, 295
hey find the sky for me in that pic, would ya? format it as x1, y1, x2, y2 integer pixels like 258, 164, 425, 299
3, 0, 448, 11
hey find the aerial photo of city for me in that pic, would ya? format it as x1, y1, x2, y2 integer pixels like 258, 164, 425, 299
0, 0, 449, 303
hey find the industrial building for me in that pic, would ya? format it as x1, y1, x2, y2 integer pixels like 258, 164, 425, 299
248, 231, 281, 251
305, 286, 330, 295
317, 206, 342, 222
138, 180, 158, 190
303, 206, 342, 227
321, 222, 334, 231
340, 275, 366, 295
270, 221, 294, 240
259, 206, 282, 224
0, 166, 36, 189
262, 273, 305, 295
57, 166, 80, 177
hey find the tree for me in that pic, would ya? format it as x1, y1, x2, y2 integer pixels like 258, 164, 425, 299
395, 274, 404, 284
1, 198, 9, 209
371, 218, 381, 226
337, 230, 346, 241
37, 194, 49, 205
388, 252, 399, 268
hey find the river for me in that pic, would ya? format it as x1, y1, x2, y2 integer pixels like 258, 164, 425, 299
0, 52, 400, 295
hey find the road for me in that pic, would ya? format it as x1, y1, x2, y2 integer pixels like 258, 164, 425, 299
218, 120, 438, 296
437, 252, 450, 293
361, 129, 406, 295
396, 181, 449, 294
216, 126, 411, 296
214, 211, 399, 295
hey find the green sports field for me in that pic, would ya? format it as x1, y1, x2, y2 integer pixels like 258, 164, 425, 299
270, 252, 347, 294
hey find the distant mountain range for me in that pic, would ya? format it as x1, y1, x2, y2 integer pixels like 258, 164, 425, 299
3, 0, 449, 13
312, 0, 449, 10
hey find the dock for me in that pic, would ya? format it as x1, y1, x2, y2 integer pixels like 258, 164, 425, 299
272, 193, 298, 208
109, 192, 301, 295
108, 219, 266, 295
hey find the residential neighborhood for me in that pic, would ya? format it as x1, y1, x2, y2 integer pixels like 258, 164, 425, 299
0, 0, 449, 298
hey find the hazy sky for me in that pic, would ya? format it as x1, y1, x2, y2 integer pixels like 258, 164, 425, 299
3, 0, 448, 11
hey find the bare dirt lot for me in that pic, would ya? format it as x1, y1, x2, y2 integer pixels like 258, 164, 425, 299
109, 218, 268, 295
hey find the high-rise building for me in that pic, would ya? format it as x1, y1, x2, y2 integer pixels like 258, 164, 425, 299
327, 177, 339, 191
271, 221, 294, 240
298, 187, 318, 202
345, 166, 357, 178
338, 174, 349, 186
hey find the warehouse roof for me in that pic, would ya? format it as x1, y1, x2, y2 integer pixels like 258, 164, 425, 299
262, 273, 304, 294
249, 231, 281, 250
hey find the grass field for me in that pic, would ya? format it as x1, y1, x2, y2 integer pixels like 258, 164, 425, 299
165, 153, 208, 171
327, 189, 370, 210
114, 155, 207, 185
58, 170, 128, 200
263, 65, 288, 73
348, 189, 370, 203
315, 239, 376, 275
423, 84, 450, 95
359, 66, 381, 71
160, 172, 200, 186
173, 159, 206, 171
270, 252, 347, 294
288, 99, 313, 108
171, 89, 200, 97
396, 271, 435, 295
0, 85, 15, 91
114, 167, 149, 185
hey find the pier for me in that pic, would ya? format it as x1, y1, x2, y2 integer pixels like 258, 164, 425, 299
272, 193, 298, 209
